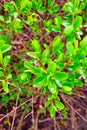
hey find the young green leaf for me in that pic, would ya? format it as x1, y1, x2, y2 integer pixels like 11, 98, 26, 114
0, 71, 4, 77
0, 44, 11, 53
74, 16, 82, 30
20, 0, 31, 10
3, 55, 11, 67
66, 43, 75, 55
52, 4, 59, 12
54, 15, 62, 26
48, 79, 58, 94
31, 40, 41, 52
38, 0, 43, 9
49, 105, 56, 118
48, 0, 53, 7
55, 100, 65, 110
80, 36, 87, 47
26, 52, 40, 59
54, 72, 68, 81
75, 80, 83, 87
52, 36, 64, 53
19, 72, 31, 85
33, 75, 47, 87
41, 49, 50, 65
0, 51, 3, 62
62, 86, 72, 92
47, 60, 56, 73
63, 25, 74, 35
63, 81, 74, 88
2, 80, 9, 93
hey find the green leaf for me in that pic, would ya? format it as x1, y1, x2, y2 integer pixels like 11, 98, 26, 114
31, 40, 41, 52
52, 26, 60, 32
63, 81, 74, 88
52, 4, 59, 12
62, 86, 72, 92
74, 16, 82, 30
0, 50, 3, 62
49, 105, 56, 118
3, 55, 11, 67
33, 75, 47, 87
0, 15, 4, 21
2, 80, 9, 93
45, 100, 51, 107
47, 60, 56, 73
4, 2, 14, 12
24, 60, 32, 69
54, 15, 62, 26
66, 43, 74, 55
63, 25, 74, 35
38, 0, 43, 9
83, 14, 87, 21
26, 52, 40, 59
48, 0, 53, 7
19, 72, 31, 85
24, 61, 44, 76
52, 36, 60, 48
41, 49, 50, 65
0, 44, 11, 53
66, 32, 74, 43
80, 36, 87, 47
75, 80, 83, 87
54, 72, 68, 81
20, 0, 31, 10
0, 71, 4, 77
48, 79, 58, 94
52, 36, 64, 53
55, 100, 65, 110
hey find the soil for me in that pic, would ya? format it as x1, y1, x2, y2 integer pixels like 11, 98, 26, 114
0, 0, 87, 130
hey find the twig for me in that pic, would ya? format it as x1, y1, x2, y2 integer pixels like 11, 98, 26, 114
36, 11, 44, 20
73, 93, 86, 98
71, 102, 75, 129
17, 109, 26, 130
32, 96, 35, 129
0, 95, 40, 122
61, 94, 87, 123
54, 115, 57, 130
0, 2, 4, 8
24, 111, 32, 120
39, 33, 49, 42
11, 88, 20, 130
71, 98, 86, 111
39, 117, 70, 123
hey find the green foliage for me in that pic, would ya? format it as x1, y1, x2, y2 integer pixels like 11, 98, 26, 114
0, 0, 87, 119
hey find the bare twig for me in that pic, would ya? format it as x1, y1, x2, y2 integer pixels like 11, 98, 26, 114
17, 109, 26, 130
61, 94, 87, 123
32, 96, 35, 129
39, 117, 70, 123
24, 111, 32, 120
11, 88, 20, 130
54, 115, 57, 130
0, 95, 40, 122
73, 93, 86, 98
71, 102, 75, 129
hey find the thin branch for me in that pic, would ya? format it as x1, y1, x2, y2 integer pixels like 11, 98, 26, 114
61, 94, 87, 123
54, 115, 57, 130
11, 88, 20, 130
32, 96, 35, 129
0, 95, 40, 122
39, 117, 70, 123
24, 111, 32, 120
73, 93, 86, 99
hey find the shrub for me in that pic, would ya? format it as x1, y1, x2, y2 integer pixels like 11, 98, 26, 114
0, 0, 87, 118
